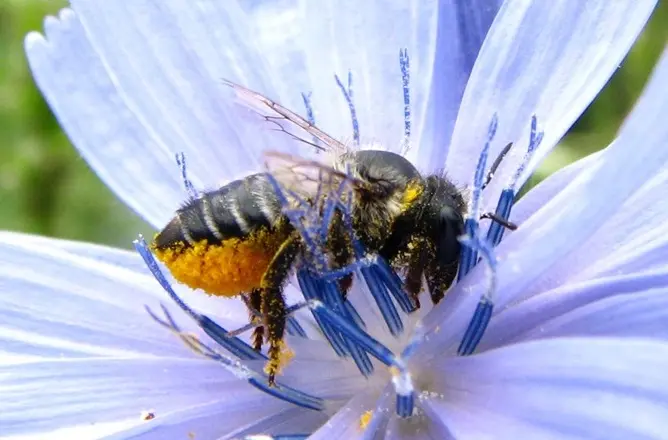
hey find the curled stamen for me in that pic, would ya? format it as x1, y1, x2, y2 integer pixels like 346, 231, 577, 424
334, 71, 360, 143
175, 152, 199, 200
145, 304, 324, 411
457, 232, 498, 356
486, 116, 544, 247
134, 235, 264, 361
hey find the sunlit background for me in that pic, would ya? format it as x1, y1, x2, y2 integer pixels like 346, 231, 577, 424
1, 1, 667, 249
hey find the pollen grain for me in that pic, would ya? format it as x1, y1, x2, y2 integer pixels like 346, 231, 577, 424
152, 229, 285, 297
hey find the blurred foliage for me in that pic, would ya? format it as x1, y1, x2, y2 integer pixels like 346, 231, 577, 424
0, 1, 666, 249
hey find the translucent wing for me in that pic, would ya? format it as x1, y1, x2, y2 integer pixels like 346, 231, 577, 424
263, 150, 362, 204
222, 79, 348, 156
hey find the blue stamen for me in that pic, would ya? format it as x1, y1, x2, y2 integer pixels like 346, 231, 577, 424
310, 300, 415, 417
134, 236, 262, 361
486, 116, 544, 246
485, 188, 514, 247
399, 49, 411, 141
296, 270, 349, 357
456, 217, 479, 281
458, 116, 499, 280
300, 92, 315, 126
334, 72, 360, 143
145, 304, 323, 411
301, 91, 320, 150
175, 152, 198, 200
285, 316, 307, 338
457, 231, 498, 355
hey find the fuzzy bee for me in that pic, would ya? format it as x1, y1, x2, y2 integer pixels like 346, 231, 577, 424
152, 82, 477, 385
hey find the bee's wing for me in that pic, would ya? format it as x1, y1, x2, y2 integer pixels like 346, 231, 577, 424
222, 79, 348, 156
263, 150, 362, 211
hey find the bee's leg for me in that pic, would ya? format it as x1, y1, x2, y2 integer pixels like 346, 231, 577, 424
328, 210, 353, 298
403, 240, 429, 308
260, 233, 301, 386
242, 288, 265, 352
424, 260, 458, 305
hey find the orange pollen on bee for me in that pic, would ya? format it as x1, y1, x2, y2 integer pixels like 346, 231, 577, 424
151, 228, 286, 297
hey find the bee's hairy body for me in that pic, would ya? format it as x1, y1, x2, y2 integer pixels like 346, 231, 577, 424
153, 150, 466, 385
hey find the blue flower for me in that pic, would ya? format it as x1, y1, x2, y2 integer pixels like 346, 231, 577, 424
3, 0, 666, 438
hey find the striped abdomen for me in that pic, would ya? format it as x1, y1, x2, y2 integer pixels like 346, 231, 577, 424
154, 173, 284, 250
152, 173, 290, 297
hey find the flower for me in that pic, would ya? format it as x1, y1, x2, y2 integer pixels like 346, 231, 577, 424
3, 0, 667, 439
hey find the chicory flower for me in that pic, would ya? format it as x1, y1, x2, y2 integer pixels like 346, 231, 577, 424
2, 1, 666, 439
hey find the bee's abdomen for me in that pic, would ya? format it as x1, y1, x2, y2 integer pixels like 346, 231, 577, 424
152, 173, 289, 298
154, 173, 282, 249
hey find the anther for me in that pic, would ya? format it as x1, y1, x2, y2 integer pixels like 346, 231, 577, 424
486, 116, 544, 247
457, 231, 498, 356
300, 91, 320, 151
458, 115, 498, 281
175, 152, 199, 200
399, 48, 411, 154
145, 303, 323, 411
309, 300, 415, 417
134, 236, 262, 361
334, 71, 360, 143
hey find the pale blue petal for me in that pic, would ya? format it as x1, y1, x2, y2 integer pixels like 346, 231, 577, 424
0, 357, 264, 438
424, 338, 668, 439
478, 269, 668, 351
446, 0, 657, 208
510, 151, 598, 226
25, 10, 183, 228
410, 0, 502, 172
102, 403, 325, 440
309, 385, 392, 440
239, 0, 442, 155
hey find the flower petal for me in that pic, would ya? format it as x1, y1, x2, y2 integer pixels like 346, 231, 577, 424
510, 151, 598, 226
27, 2, 453, 227
101, 401, 326, 440
309, 385, 391, 440
446, 0, 657, 206
25, 10, 183, 228
1, 357, 281, 438
424, 338, 668, 439
478, 268, 668, 351
407, 0, 503, 171
240, 0, 443, 155
421, 45, 668, 352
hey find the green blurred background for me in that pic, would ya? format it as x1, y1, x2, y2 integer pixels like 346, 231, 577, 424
1, 1, 667, 250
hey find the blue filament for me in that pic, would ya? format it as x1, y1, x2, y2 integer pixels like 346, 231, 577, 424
458, 116, 499, 280
310, 300, 415, 417
300, 91, 320, 150
144, 304, 323, 411
134, 236, 263, 361
175, 152, 198, 200
400, 49, 411, 140
457, 230, 498, 356
486, 116, 544, 247
334, 71, 360, 143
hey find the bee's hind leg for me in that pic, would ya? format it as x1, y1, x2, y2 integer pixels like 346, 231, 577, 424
260, 232, 301, 386
241, 289, 265, 352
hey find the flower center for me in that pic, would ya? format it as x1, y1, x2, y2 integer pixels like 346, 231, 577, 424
133, 50, 543, 438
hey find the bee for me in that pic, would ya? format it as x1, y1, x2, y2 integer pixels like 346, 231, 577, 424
152, 82, 509, 385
